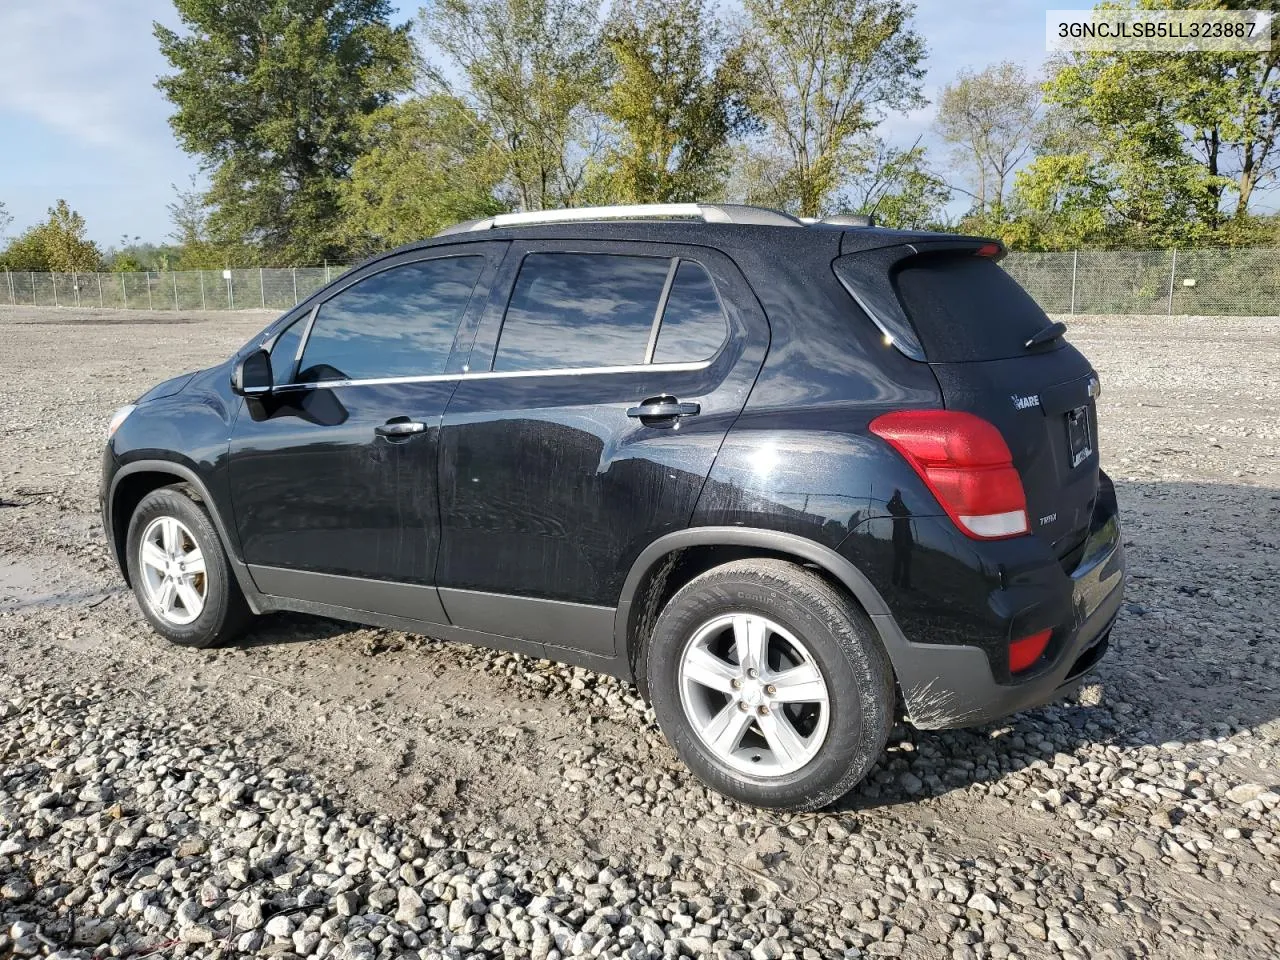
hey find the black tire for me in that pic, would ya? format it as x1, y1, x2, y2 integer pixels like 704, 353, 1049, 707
642, 558, 894, 811
125, 487, 251, 648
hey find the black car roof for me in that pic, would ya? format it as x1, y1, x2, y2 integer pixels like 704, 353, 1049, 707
362, 219, 988, 272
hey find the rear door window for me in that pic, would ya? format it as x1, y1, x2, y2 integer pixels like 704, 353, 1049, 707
297, 256, 484, 383
892, 254, 1051, 362
494, 253, 671, 372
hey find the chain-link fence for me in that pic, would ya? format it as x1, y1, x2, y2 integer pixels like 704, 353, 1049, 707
3, 248, 1279, 316
0, 266, 345, 313
1002, 247, 1280, 316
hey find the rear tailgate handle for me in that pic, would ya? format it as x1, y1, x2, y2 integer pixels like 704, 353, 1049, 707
627, 399, 700, 420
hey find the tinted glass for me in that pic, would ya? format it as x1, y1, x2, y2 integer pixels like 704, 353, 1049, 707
893, 254, 1051, 362
494, 253, 670, 372
652, 261, 727, 363
269, 316, 305, 385
298, 257, 483, 382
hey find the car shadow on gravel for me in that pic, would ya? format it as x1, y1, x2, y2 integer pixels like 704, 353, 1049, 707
235, 611, 355, 648
833, 478, 1280, 812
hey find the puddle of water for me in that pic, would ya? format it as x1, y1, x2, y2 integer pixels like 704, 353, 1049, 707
0, 559, 45, 604
0, 559, 117, 612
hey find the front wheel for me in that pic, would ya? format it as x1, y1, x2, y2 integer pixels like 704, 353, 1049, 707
643, 559, 894, 811
125, 487, 251, 648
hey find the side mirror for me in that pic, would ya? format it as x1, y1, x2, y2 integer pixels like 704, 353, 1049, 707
231, 348, 273, 397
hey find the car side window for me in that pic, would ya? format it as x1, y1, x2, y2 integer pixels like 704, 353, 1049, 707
296, 257, 484, 383
493, 253, 671, 372
268, 315, 306, 385
652, 260, 728, 363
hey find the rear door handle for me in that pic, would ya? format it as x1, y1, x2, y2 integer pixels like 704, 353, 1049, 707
375, 420, 426, 438
626, 399, 701, 420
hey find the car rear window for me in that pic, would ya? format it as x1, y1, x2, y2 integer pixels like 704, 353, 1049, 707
892, 254, 1052, 362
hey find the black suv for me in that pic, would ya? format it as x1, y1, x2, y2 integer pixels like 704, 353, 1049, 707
101, 204, 1124, 810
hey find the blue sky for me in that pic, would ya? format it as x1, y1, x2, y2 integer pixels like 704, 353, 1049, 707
0, 0, 1064, 247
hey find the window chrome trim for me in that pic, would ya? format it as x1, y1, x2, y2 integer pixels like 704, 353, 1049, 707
272, 358, 713, 392
290, 304, 320, 381
644, 258, 680, 365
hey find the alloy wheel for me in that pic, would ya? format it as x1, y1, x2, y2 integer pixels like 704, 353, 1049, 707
138, 516, 207, 625
677, 612, 831, 776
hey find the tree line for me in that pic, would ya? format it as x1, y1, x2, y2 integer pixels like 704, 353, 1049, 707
1, 0, 1277, 273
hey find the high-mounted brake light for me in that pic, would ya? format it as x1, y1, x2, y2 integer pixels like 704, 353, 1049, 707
869, 410, 1029, 540
975, 242, 1002, 258
1009, 629, 1052, 673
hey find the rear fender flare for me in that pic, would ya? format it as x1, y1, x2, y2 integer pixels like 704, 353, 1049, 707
615, 527, 909, 683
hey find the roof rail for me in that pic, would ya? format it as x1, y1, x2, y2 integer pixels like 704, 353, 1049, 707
821, 214, 876, 227
435, 203, 803, 236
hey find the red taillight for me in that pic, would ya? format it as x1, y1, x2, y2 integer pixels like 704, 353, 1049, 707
869, 410, 1029, 540
975, 242, 1002, 258
1009, 629, 1052, 672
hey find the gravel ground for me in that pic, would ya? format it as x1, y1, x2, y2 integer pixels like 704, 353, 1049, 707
1, 305, 1279, 960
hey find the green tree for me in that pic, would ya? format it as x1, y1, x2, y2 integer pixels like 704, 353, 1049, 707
339, 95, 506, 255
720, 144, 795, 211
155, 0, 413, 264
2, 201, 102, 271
597, 0, 751, 203
166, 177, 230, 269
41, 201, 102, 272
1014, 0, 1280, 248
742, 0, 926, 217
1, 232, 52, 271
419, 0, 607, 211
935, 62, 1042, 221
842, 140, 952, 229
1, 200, 102, 272
110, 252, 147, 273
0, 201, 11, 241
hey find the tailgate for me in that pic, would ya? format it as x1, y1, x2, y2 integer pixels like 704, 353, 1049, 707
930, 351, 1100, 558
840, 242, 1103, 559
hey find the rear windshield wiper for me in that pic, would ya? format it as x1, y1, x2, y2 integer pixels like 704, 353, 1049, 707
1025, 321, 1067, 349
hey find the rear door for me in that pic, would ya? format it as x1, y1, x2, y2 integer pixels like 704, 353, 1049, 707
838, 244, 1101, 559
435, 239, 769, 656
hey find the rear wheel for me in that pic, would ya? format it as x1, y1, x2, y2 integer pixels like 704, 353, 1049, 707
125, 487, 251, 648
644, 559, 894, 811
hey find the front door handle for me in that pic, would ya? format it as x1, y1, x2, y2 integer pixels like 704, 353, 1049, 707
375, 419, 426, 438
626, 398, 701, 421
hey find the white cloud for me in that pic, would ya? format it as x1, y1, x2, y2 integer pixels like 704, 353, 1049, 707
0, 0, 178, 151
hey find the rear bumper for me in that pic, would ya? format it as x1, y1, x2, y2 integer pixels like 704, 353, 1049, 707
878, 487, 1125, 730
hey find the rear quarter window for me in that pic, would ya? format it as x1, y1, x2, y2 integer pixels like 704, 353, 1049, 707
892, 254, 1052, 362
652, 260, 728, 363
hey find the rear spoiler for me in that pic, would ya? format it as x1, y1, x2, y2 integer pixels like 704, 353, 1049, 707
839, 233, 1006, 262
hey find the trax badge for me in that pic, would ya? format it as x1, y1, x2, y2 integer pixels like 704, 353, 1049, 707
1012, 394, 1040, 410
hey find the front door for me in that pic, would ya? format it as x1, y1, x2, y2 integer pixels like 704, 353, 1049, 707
227, 244, 506, 618
435, 239, 769, 655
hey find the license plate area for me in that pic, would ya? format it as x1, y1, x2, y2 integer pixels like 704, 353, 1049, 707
1066, 405, 1092, 468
